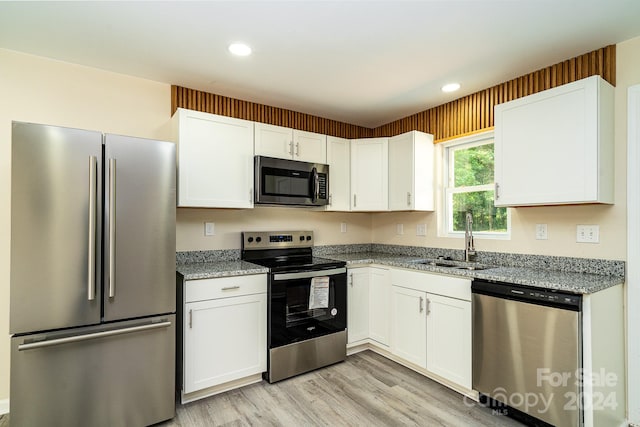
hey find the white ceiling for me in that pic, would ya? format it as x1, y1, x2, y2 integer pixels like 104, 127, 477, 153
1, 1, 640, 128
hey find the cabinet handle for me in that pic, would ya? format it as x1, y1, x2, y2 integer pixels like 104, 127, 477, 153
426, 298, 431, 315
221, 286, 240, 291
495, 182, 500, 199
349, 273, 353, 287
289, 141, 294, 156
353, 194, 357, 208
249, 188, 253, 203
329, 194, 333, 206
407, 192, 411, 206
419, 296, 424, 313
189, 309, 193, 329
295, 142, 300, 157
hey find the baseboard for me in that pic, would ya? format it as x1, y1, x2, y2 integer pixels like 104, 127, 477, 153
0, 399, 9, 415
181, 373, 263, 404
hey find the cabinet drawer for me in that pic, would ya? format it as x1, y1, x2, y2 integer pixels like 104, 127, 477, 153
185, 274, 267, 302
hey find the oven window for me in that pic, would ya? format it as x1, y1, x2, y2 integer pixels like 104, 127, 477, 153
269, 273, 347, 348
263, 167, 311, 198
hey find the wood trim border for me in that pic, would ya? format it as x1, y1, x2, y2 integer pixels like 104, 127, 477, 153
171, 45, 615, 142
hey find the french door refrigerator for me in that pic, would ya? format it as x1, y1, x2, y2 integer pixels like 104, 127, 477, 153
10, 121, 176, 427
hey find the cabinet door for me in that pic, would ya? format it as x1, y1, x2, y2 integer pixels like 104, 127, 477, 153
391, 286, 426, 368
369, 268, 391, 347
426, 294, 472, 389
389, 131, 434, 211
494, 75, 614, 206
326, 136, 351, 211
293, 129, 327, 163
184, 294, 267, 394
254, 123, 293, 159
351, 138, 389, 211
175, 109, 254, 208
347, 268, 370, 344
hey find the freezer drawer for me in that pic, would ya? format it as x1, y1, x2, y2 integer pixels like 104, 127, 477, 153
11, 315, 175, 427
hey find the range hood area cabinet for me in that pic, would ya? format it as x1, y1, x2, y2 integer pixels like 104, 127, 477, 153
326, 136, 351, 211
254, 122, 327, 164
494, 75, 614, 207
388, 131, 434, 211
351, 137, 389, 211
172, 108, 254, 208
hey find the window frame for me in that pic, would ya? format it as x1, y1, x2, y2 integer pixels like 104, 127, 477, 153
439, 131, 511, 240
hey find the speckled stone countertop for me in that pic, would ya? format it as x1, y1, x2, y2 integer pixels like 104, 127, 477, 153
176, 260, 268, 280
324, 252, 624, 294
175, 244, 624, 294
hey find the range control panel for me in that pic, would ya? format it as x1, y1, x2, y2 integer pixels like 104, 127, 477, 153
242, 231, 314, 250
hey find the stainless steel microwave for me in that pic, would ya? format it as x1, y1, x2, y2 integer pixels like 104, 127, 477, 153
254, 156, 329, 206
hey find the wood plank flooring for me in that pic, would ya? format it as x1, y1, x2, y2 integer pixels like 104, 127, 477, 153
161, 350, 523, 427
0, 351, 524, 426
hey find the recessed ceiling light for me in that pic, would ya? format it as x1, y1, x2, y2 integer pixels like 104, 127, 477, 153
442, 83, 461, 93
228, 43, 252, 56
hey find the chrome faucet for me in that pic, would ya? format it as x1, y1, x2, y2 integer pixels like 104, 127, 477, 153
465, 212, 477, 262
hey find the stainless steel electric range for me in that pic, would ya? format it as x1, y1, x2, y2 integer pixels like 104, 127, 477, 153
241, 231, 347, 383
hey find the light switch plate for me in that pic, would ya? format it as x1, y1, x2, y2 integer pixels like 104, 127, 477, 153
340, 222, 347, 233
396, 224, 404, 235
416, 224, 427, 236
577, 224, 599, 243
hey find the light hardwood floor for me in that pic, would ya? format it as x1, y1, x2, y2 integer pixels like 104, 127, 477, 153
0, 351, 524, 426
162, 350, 523, 426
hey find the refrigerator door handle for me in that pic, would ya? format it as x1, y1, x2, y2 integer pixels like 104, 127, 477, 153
87, 155, 97, 301
108, 158, 116, 298
18, 321, 172, 351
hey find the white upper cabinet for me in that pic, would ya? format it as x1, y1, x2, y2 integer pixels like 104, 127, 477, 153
326, 136, 351, 211
254, 123, 327, 164
388, 130, 434, 211
172, 108, 254, 208
494, 75, 614, 206
351, 137, 389, 211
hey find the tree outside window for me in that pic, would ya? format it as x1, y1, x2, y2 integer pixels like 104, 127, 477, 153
445, 135, 509, 235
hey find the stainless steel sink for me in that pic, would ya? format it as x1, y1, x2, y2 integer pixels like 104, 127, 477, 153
419, 260, 494, 271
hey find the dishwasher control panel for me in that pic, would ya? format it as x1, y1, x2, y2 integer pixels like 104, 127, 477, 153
472, 279, 582, 311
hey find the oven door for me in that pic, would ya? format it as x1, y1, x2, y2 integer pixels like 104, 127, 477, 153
269, 267, 346, 348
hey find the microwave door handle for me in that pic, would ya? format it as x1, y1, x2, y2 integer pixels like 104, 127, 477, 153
312, 167, 319, 202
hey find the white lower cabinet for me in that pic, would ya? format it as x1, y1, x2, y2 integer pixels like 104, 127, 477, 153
347, 267, 370, 344
183, 275, 267, 398
369, 268, 391, 346
389, 268, 472, 391
391, 286, 427, 368
425, 293, 472, 389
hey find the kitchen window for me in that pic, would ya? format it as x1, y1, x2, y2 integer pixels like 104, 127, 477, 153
442, 132, 510, 239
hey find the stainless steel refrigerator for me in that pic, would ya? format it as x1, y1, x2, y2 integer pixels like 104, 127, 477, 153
10, 121, 176, 427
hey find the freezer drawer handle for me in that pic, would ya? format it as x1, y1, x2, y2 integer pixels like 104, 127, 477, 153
108, 158, 116, 298
88, 155, 97, 301
18, 321, 172, 351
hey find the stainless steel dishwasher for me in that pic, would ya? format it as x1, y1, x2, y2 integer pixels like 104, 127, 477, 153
472, 279, 582, 427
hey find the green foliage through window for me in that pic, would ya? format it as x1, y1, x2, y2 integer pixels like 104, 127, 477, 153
447, 139, 508, 234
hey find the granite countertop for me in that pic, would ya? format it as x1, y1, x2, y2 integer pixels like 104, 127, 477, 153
175, 248, 624, 294
324, 252, 624, 294
176, 260, 268, 280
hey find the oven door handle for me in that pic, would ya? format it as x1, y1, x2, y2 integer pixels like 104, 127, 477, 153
272, 267, 346, 281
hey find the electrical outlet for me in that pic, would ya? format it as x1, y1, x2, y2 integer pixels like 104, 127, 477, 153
576, 225, 599, 243
535, 224, 548, 240
204, 222, 215, 236
340, 222, 347, 233
396, 224, 404, 235
416, 224, 427, 236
